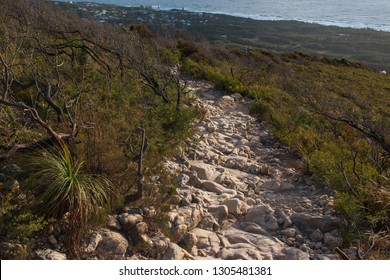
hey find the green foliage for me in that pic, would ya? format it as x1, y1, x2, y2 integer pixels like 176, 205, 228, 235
0, 187, 47, 243
177, 39, 201, 59
249, 100, 270, 119
24, 145, 114, 257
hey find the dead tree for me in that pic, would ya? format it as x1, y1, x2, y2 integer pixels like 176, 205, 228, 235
0, 25, 79, 160
123, 127, 148, 202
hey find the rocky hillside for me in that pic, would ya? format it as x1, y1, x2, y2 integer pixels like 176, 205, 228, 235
1, 0, 388, 260
9, 80, 358, 260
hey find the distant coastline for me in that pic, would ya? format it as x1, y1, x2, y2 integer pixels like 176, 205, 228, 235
54, 0, 390, 33
133, 6, 390, 33
53, 1, 390, 71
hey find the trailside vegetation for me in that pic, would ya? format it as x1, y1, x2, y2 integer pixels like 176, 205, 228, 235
178, 40, 389, 258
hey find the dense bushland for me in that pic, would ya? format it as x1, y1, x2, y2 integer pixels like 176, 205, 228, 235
0, 0, 197, 258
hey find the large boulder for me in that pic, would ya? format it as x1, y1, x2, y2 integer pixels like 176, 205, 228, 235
208, 205, 229, 222
148, 235, 170, 259
217, 245, 263, 260
274, 247, 310, 260
291, 213, 341, 235
162, 243, 186, 260
222, 228, 284, 259
176, 205, 203, 230
191, 228, 221, 256
96, 230, 128, 260
190, 161, 220, 181
221, 198, 244, 216
170, 224, 188, 243
224, 156, 248, 170
217, 95, 235, 108
202, 180, 237, 195
244, 205, 279, 232
119, 213, 143, 231
179, 232, 198, 252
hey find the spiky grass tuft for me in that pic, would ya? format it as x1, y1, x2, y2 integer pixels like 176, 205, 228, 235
26, 144, 113, 258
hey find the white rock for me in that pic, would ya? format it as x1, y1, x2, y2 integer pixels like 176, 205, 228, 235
190, 161, 219, 181
83, 231, 103, 254
177, 206, 202, 230
225, 156, 248, 170
217, 247, 263, 260
223, 228, 284, 258
244, 205, 279, 232
35, 249, 67, 260
202, 180, 237, 195
217, 95, 235, 108
221, 198, 242, 215
191, 228, 221, 256
149, 235, 170, 259
208, 205, 229, 222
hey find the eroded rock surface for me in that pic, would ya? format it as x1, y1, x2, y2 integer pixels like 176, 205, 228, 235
159, 80, 341, 260
29, 80, 342, 260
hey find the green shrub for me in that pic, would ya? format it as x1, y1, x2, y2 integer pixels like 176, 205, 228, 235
0, 186, 47, 244
25, 145, 114, 258
249, 100, 270, 119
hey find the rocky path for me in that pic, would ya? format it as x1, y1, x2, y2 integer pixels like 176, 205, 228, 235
162, 80, 342, 260
18, 80, 343, 260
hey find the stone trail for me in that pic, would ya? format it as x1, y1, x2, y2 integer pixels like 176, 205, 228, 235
164, 80, 342, 260
15, 80, 343, 260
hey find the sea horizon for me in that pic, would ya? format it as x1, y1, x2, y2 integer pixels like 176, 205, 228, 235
55, 0, 390, 32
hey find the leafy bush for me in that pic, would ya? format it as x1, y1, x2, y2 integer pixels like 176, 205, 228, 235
0, 185, 47, 244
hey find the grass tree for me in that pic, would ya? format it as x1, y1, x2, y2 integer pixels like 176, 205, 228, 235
26, 144, 113, 258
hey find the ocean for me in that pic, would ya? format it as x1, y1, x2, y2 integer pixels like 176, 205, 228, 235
58, 0, 390, 32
